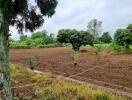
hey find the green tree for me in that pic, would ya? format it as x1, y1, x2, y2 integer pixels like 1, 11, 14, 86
0, 0, 58, 99
57, 29, 94, 65
57, 29, 73, 43
87, 19, 102, 43
31, 31, 56, 45
57, 29, 94, 51
100, 32, 112, 43
114, 29, 132, 49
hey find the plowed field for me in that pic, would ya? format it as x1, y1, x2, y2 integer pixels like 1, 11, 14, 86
9, 48, 132, 93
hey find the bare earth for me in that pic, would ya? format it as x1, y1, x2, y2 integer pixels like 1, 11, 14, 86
9, 47, 132, 93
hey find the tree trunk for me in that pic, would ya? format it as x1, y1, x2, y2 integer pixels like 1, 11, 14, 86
0, 9, 12, 100
72, 50, 78, 66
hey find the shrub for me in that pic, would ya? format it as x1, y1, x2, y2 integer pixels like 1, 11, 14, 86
114, 29, 132, 49
10, 41, 31, 49
100, 32, 112, 43
26, 56, 35, 70
37, 43, 63, 48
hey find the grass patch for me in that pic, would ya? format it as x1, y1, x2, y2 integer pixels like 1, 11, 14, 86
11, 64, 127, 100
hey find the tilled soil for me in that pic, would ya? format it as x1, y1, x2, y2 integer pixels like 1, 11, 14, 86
9, 48, 132, 93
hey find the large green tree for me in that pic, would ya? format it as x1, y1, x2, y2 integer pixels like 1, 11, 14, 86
57, 29, 94, 66
100, 32, 112, 43
57, 29, 94, 51
114, 29, 132, 49
0, 0, 57, 99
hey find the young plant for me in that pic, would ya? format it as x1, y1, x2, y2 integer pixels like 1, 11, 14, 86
95, 45, 102, 55
26, 56, 35, 70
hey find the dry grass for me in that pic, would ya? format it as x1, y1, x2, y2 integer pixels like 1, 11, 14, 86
11, 64, 127, 100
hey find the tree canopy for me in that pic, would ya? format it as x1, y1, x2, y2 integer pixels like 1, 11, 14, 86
0, 0, 58, 32
114, 29, 132, 49
57, 29, 94, 51
100, 32, 112, 43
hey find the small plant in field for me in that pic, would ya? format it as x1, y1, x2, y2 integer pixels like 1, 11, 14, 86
95, 45, 102, 55
96, 95, 110, 100
26, 56, 35, 70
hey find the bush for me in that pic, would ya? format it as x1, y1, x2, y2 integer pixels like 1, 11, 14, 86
37, 43, 63, 48
10, 31, 60, 49
111, 41, 122, 51
100, 32, 112, 43
114, 29, 132, 49
10, 41, 31, 49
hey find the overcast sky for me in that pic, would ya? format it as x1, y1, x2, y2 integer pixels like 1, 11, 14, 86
10, 0, 132, 40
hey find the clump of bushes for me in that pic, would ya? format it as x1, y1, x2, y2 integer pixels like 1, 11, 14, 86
10, 41, 32, 49
10, 31, 63, 49
114, 25, 132, 49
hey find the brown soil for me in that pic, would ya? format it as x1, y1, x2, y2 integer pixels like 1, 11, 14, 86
9, 47, 132, 93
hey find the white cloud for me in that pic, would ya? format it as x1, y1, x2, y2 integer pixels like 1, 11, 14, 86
10, 0, 132, 40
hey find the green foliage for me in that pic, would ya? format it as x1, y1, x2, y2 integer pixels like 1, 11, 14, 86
10, 31, 61, 49
57, 29, 94, 51
0, 0, 58, 32
37, 43, 63, 48
57, 29, 73, 43
96, 95, 109, 100
111, 41, 123, 51
43, 89, 56, 100
10, 41, 31, 49
94, 45, 102, 55
31, 31, 56, 45
26, 56, 35, 69
114, 29, 132, 49
100, 32, 112, 43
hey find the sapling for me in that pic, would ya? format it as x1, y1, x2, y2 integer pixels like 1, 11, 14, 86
95, 45, 102, 55
26, 56, 35, 70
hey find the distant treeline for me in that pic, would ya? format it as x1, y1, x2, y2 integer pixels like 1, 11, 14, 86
10, 31, 63, 49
